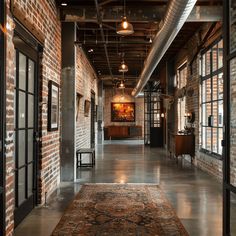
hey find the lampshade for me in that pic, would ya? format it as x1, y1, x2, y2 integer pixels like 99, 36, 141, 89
116, 17, 134, 36
118, 61, 128, 73
118, 80, 125, 89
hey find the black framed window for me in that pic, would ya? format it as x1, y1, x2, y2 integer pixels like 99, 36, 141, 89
177, 63, 187, 131
200, 38, 223, 156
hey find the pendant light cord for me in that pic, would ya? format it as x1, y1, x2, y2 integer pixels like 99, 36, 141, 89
124, 0, 126, 17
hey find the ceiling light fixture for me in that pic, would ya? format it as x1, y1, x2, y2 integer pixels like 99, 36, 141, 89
119, 61, 128, 73
118, 80, 125, 89
88, 48, 94, 53
116, 0, 134, 35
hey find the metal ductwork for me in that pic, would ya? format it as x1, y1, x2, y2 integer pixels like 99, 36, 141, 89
131, 0, 197, 97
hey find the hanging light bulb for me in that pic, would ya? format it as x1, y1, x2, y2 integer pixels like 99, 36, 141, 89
118, 80, 125, 89
116, 0, 134, 35
119, 61, 128, 73
117, 17, 134, 35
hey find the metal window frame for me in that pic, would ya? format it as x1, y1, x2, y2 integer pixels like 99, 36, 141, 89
223, 1, 236, 235
0, 0, 6, 235
200, 37, 224, 157
13, 21, 42, 226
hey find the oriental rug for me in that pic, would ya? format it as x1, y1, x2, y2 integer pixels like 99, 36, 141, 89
52, 184, 189, 236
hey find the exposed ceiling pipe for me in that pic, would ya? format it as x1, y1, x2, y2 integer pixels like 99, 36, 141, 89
131, 0, 197, 97
94, 0, 113, 78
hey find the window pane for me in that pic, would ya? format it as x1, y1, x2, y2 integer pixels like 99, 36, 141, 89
218, 73, 223, 99
212, 128, 218, 153
212, 45, 218, 72
202, 80, 206, 103
28, 129, 33, 163
28, 163, 33, 197
206, 79, 211, 102
202, 126, 206, 149
18, 91, 26, 128
205, 50, 211, 75
18, 130, 26, 168
202, 55, 206, 76
28, 94, 34, 128
212, 76, 218, 101
218, 128, 223, 155
19, 53, 26, 90
18, 167, 26, 205
206, 127, 212, 151
212, 102, 218, 127
28, 59, 35, 94
218, 100, 223, 127
218, 40, 223, 68
206, 103, 212, 126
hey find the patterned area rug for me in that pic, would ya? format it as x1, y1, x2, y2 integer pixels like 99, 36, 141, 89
52, 184, 189, 236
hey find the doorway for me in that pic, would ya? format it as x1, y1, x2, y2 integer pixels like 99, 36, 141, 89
0, 0, 6, 234
13, 24, 40, 227
223, 1, 236, 235
91, 92, 95, 148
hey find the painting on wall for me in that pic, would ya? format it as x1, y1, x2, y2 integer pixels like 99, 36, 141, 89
111, 102, 135, 122
84, 100, 91, 117
48, 80, 59, 131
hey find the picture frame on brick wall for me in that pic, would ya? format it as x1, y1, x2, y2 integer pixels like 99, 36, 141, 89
48, 80, 59, 131
84, 100, 91, 117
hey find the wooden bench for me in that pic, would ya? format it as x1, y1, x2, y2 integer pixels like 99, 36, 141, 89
76, 148, 95, 168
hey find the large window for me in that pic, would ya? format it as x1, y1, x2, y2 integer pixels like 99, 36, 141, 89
178, 97, 186, 131
200, 39, 223, 156
177, 63, 187, 131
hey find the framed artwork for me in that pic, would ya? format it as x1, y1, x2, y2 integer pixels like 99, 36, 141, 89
76, 93, 83, 121
111, 102, 135, 122
48, 80, 59, 131
84, 100, 91, 117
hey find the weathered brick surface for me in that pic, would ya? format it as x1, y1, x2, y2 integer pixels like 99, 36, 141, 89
75, 48, 98, 149
5, 0, 61, 235
104, 88, 144, 137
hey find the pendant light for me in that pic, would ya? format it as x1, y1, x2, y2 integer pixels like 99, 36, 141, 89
118, 60, 128, 73
118, 80, 125, 89
116, 0, 134, 35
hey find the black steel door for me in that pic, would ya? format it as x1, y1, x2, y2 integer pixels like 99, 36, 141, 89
91, 92, 95, 148
0, 0, 6, 235
13, 31, 39, 227
223, 1, 236, 235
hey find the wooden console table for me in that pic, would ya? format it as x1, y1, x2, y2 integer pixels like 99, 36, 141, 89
170, 134, 195, 163
105, 125, 142, 139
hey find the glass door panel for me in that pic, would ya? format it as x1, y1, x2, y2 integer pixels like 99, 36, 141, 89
14, 44, 37, 226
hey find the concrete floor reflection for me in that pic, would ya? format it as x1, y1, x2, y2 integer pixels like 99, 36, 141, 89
15, 140, 222, 236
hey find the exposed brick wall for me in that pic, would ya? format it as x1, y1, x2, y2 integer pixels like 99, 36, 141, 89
5, 0, 61, 235
230, 57, 236, 186
104, 88, 144, 137
75, 47, 98, 149
169, 23, 223, 180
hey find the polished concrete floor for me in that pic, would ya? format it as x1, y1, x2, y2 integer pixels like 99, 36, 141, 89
15, 140, 222, 236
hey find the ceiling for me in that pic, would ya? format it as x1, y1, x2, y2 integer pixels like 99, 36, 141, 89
56, 0, 222, 88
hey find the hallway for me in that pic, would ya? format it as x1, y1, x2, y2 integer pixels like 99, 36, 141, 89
15, 141, 222, 236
